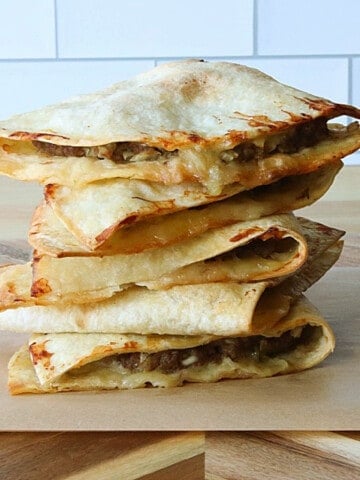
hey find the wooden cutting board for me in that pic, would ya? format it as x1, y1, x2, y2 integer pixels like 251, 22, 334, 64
1, 431, 359, 479
0, 431, 204, 480
205, 431, 360, 479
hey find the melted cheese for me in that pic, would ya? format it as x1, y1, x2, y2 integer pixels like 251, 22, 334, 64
27, 325, 323, 392
2, 121, 358, 192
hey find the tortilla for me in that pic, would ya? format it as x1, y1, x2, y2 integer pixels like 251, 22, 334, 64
7, 296, 335, 394
44, 129, 355, 246
29, 162, 342, 254
0, 263, 35, 309
7, 240, 341, 394
2, 60, 359, 146
44, 180, 244, 249
0, 235, 343, 336
141, 217, 343, 290
0, 118, 358, 191
0, 60, 359, 192
3, 216, 343, 316
30, 213, 309, 304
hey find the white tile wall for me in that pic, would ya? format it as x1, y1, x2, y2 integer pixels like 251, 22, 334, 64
352, 58, 360, 107
257, 0, 360, 56
0, 0, 55, 58
0, 0, 358, 164
57, 0, 254, 58
0, 60, 154, 118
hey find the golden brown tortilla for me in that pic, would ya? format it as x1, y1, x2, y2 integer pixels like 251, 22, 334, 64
7, 296, 335, 394
0, 235, 343, 337
29, 162, 342, 254
29, 213, 308, 304
0, 60, 359, 192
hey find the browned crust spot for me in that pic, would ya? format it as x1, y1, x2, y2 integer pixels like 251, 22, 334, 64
332, 102, 360, 119
298, 97, 336, 113
296, 187, 310, 201
296, 97, 360, 120
123, 341, 139, 349
29, 341, 53, 369
154, 131, 208, 150
44, 184, 59, 201
8, 131, 70, 141
258, 227, 287, 241
230, 227, 262, 243
232, 112, 291, 130
31, 278, 52, 297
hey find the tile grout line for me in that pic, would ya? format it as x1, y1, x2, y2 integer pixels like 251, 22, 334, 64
54, 0, 59, 59
348, 56, 353, 105
0, 54, 359, 63
253, 0, 258, 56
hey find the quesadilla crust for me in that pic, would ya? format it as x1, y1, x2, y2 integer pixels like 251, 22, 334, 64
7, 297, 335, 394
0, 60, 358, 192
0, 231, 343, 337
0, 121, 358, 191
41, 127, 355, 248
28, 163, 342, 257
0, 263, 35, 309
1, 60, 359, 149
30, 213, 307, 303
45, 180, 246, 249
28, 216, 343, 306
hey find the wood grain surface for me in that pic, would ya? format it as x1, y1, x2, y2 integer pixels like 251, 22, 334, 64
205, 431, 360, 480
0, 431, 204, 480
1, 430, 359, 479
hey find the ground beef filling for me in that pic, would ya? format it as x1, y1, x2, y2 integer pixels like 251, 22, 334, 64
114, 325, 315, 374
206, 236, 297, 264
223, 117, 329, 163
32, 118, 330, 163
32, 141, 163, 162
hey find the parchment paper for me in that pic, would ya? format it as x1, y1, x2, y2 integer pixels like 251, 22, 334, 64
0, 267, 359, 431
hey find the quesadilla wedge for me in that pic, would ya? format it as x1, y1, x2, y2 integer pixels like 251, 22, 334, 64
30, 213, 309, 304
44, 179, 244, 249
29, 162, 342, 254
0, 229, 343, 335
41, 127, 357, 247
0, 263, 35, 309
140, 217, 343, 290
7, 295, 335, 394
8, 243, 341, 395
0, 60, 359, 193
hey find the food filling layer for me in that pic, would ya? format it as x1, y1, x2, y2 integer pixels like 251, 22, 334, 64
105, 325, 318, 374
32, 117, 338, 163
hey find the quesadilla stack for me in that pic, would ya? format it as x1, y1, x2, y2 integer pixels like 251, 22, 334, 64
0, 60, 358, 394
